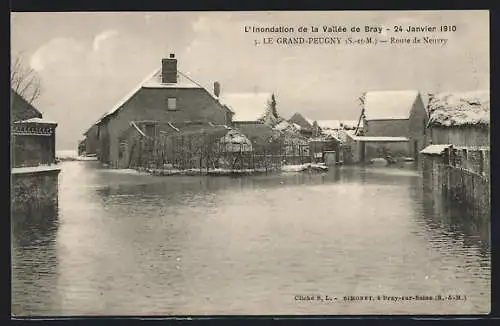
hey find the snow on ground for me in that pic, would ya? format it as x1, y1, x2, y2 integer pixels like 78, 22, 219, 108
101, 169, 150, 175
281, 163, 328, 172
56, 150, 97, 161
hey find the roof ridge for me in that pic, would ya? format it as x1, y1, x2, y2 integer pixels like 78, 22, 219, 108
95, 68, 160, 124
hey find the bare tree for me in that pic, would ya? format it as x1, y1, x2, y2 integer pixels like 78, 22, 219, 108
11, 53, 42, 108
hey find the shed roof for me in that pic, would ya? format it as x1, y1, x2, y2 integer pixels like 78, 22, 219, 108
218, 93, 271, 122
351, 136, 409, 142
420, 144, 452, 155
10, 89, 43, 122
427, 90, 490, 127
363, 90, 420, 120
314, 119, 364, 130
14, 117, 57, 125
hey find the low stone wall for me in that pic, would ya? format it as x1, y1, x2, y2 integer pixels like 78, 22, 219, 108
11, 169, 60, 216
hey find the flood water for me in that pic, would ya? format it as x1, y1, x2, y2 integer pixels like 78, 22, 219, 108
11, 161, 490, 316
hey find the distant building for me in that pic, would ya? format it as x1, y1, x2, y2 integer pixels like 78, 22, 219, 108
360, 90, 428, 161
82, 124, 99, 156
307, 120, 363, 144
343, 132, 410, 164
288, 113, 313, 137
309, 134, 342, 165
85, 54, 232, 168
426, 90, 489, 147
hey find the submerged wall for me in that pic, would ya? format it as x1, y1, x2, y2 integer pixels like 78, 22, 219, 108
11, 168, 60, 216
422, 147, 490, 223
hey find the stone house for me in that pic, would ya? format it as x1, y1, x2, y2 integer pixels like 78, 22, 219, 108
87, 54, 232, 168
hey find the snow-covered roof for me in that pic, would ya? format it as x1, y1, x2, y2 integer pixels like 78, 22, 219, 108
340, 120, 362, 129
218, 93, 270, 122
14, 117, 57, 125
142, 69, 203, 89
427, 90, 490, 127
95, 69, 159, 124
288, 113, 313, 130
321, 129, 346, 142
420, 144, 452, 155
274, 120, 291, 131
316, 119, 363, 130
219, 129, 252, 145
351, 136, 409, 142
363, 90, 420, 120
317, 120, 341, 130
309, 134, 341, 142
274, 120, 302, 133
11, 89, 43, 122
94, 67, 214, 125
11, 164, 61, 174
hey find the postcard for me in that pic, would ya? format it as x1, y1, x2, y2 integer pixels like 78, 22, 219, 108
10, 10, 490, 316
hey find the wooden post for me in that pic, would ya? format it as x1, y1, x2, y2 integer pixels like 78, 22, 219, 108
479, 150, 484, 175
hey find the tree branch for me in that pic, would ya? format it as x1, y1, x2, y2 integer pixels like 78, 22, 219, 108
11, 53, 42, 108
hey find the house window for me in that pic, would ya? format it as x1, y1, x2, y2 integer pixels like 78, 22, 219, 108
167, 97, 177, 110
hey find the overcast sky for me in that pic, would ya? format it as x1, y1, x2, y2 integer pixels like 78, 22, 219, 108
11, 11, 489, 150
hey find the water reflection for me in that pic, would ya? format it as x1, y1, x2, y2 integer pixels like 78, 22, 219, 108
11, 204, 61, 316
11, 163, 490, 315
421, 190, 490, 255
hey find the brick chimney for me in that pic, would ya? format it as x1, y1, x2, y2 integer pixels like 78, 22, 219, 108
214, 81, 221, 98
161, 53, 177, 84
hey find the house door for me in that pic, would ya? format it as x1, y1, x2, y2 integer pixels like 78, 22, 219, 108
324, 151, 336, 166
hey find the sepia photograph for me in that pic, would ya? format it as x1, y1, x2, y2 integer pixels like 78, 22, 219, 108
10, 10, 490, 316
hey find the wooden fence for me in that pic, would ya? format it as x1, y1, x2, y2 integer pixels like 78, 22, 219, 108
128, 129, 310, 171
440, 164, 490, 218
423, 146, 490, 220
